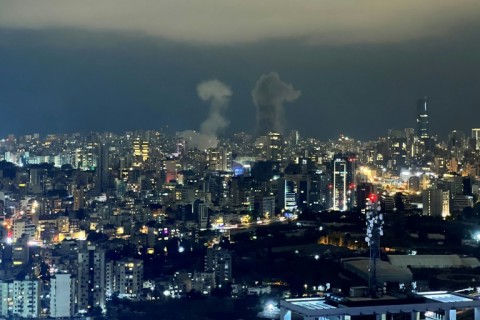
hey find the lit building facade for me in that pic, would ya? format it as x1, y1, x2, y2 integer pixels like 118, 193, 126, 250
106, 259, 144, 299
422, 189, 450, 218
332, 155, 355, 211
266, 132, 283, 162
133, 137, 149, 166
77, 245, 106, 314
0, 281, 13, 317
50, 273, 75, 318
13, 277, 40, 319
283, 179, 297, 211
12, 219, 36, 243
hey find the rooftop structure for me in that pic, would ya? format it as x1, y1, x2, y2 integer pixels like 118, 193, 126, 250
280, 291, 480, 320
388, 255, 480, 269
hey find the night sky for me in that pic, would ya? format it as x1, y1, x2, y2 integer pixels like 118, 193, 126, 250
0, 1, 479, 140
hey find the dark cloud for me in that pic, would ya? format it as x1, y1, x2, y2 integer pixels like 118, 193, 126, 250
0, 1, 479, 45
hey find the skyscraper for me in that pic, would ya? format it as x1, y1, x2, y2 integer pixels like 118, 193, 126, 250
416, 97, 429, 140
332, 155, 356, 211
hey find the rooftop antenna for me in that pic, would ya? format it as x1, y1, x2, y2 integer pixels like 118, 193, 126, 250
365, 193, 384, 298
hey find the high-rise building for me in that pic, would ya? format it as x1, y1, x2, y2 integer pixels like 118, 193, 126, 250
73, 187, 85, 211
75, 140, 98, 171
13, 276, 40, 319
266, 132, 283, 162
95, 143, 110, 193
106, 259, 144, 300
230, 176, 254, 210
447, 130, 465, 151
12, 235, 30, 267
259, 196, 276, 218
164, 159, 180, 184
50, 273, 75, 318
422, 189, 450, 218
77, 244, 106, 314
133, 137, 149, 166
472, 128, 480, 151
282, 179, 297, 211
438, 173, 464, 198
0, 281, 13, 317
205, 246, 232, 286
194, 200, 209, 230
416, 97, 429, 140
356, 182, 375, 211
388, 129, 407, 173
408, 176, 420, 192
332, 155, 356, 211
205, 147, 232, 172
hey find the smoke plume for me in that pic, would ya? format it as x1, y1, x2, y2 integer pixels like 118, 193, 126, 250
198, 80, 232, 136
252, 72, 301, 135
179, 79, 232, 150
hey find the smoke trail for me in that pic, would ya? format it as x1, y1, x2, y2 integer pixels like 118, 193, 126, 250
252, 72, 301, 135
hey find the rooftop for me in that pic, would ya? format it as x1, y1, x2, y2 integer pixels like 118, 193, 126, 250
280, 292, 480, 318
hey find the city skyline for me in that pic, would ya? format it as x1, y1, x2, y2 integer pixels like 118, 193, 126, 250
0, 1, 479, 139
3, 2, 480, 319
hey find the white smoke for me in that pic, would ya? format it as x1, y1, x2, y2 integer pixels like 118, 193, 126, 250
177, 130, 218, 151
198, 80, 232, 136
179, 79, 232, 150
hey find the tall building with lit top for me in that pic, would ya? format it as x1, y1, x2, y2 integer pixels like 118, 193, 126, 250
416, 97, 429, 140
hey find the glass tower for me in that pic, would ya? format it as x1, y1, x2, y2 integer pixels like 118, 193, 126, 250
416, 97, 429, 140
